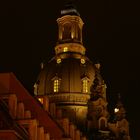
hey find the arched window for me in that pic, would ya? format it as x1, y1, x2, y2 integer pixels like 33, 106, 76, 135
54, 79, 59, 92
83, 79, 88, 93
82, 77, 89, 93
52, 76, 61, 93
99, 117, 107, 130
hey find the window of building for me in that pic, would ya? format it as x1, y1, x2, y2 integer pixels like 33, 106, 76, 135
63, 23, 71, 40
63, 47, 68, 52
82, 77, 89, 93
54, 79, 60, 92
52, 75, 61, 93
83, 79, 88, 93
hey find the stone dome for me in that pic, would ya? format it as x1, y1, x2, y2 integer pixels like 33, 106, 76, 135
35, 53, 97, 96
33, 8, 105, 129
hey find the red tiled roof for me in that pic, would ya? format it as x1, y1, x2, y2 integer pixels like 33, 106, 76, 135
0, 72, 63, 140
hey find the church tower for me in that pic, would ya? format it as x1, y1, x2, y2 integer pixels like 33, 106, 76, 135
34, 3, 131, 140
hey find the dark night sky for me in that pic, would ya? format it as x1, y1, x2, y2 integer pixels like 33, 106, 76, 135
0, 0, 140, 139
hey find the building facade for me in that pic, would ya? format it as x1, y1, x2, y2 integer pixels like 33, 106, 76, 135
34, 4, 131, 140
0, 4, 131, 140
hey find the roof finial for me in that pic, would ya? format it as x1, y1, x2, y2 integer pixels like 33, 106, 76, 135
61, 0, 80, 16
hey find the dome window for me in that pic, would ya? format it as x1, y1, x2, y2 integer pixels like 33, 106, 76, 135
62, 23, 71, 40
38, 97, 43, 104
82, 77, 89, 93
63, 47, 68, 52
57, 58, 61, 64
52, 76, 61, 93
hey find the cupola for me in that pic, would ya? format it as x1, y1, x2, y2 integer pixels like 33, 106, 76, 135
55, 3, 85, 55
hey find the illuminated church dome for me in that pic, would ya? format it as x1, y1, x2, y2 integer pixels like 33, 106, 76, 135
36, 56, 96, 96
34, 4, 103, 127
33, 3, 131, 140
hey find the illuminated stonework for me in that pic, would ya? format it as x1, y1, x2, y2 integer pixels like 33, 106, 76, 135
63, 47, 68, 52
57, 15, 83, 44
34, 4, 131, 140
0, 2, 131, 140
55, 43, 86, 55
82, 79, 88, 93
